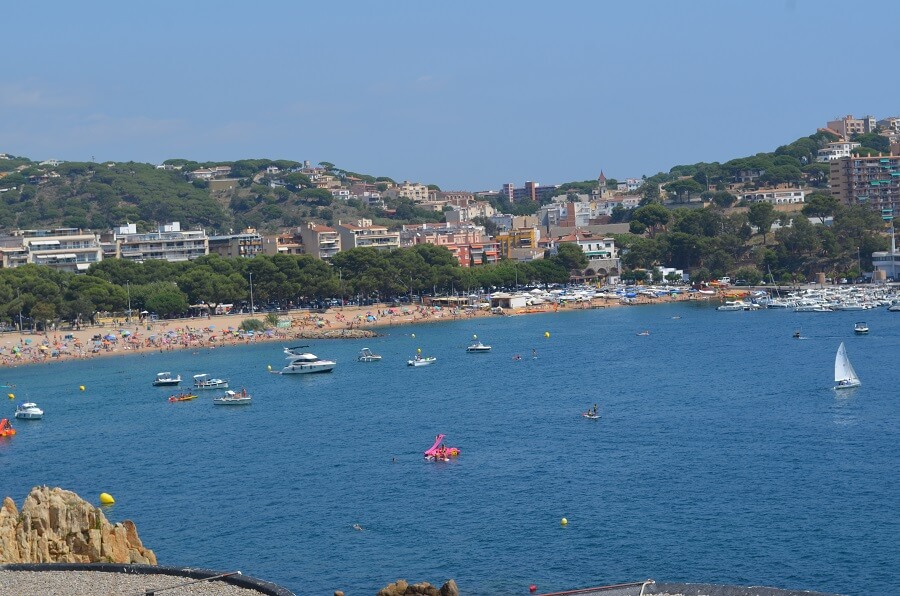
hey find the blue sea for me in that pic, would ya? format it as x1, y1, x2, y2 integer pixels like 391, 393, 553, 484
2, 303, 898, 595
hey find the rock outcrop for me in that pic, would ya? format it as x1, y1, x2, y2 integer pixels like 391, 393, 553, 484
0, 486, 156, 565
377, 578, 458, 596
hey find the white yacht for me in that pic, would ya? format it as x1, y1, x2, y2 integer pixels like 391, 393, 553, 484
466, 341, 492, 353
152, 372, 181, 387
281, 349, 336, 374
14, 402, 43, 420
213, 389, 252, 405
193, 374, 229, 389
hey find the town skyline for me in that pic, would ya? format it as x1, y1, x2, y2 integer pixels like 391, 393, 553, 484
5, 0, 900, 190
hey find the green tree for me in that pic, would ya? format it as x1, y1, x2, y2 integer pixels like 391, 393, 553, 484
552, 243, 588, 272
663, 178, 704, 203
801, 192, 840, 224
632, 203, 671, 237
747, 202, 777, 243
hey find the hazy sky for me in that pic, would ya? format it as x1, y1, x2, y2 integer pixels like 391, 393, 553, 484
4, 0, 899, 191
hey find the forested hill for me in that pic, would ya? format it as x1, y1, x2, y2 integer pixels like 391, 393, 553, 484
0, 126, 893, 233
0, 161, 227, 232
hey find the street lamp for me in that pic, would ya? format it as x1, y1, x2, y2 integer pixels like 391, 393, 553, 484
126, 281, 131, 322
249, 272, 255, 315
338, 268, 343, 308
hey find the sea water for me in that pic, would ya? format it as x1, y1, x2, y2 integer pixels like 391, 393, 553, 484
1, 302, 898, 595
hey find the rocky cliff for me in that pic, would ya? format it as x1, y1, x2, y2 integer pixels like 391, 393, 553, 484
0, 486, 156, 565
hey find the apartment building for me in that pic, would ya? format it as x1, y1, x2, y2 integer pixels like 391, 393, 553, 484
208, 228, 264, 258
298, 223, 341, 260
115, 222, 208, 262
738, 188, 806, 205
0, 228, 103, 272
826, 114, 876, 138
382, 181, 429, 203
877, 117, 900, 132
337, 219, 400, 251
816, 141, 861, 162
496, 228, 540, 261
829, 154, 900, 212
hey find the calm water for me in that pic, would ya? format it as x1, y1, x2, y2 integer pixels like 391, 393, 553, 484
2, 303, 898, 595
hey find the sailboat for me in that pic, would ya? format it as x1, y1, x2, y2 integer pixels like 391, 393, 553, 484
834, 342, 860, 390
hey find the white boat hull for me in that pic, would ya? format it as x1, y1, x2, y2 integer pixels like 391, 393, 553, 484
214, 397, 252, 405
408, 358, 436, 367
281, 362, 336, 374
15, 411, 43, 420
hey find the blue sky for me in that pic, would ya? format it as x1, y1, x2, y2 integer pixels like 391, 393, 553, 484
4, 0, 899, 191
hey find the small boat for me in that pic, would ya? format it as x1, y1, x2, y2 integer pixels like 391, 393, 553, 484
834, 342, 861, 390
466, 341, 492, 353
281, 349, 336, 374
793, 329, 801, 339
636, 330, 650, 336
854, 322, 869, 334
357, 348, 382, 362
408, 355, 437, 367
152, 372, 181, 387
168, 393, 198, 402
213, 389, 252, 405
0, 418, 15, 437
14, 402, 43, 420
193, 374, 228, 389
582, 412, 600, 420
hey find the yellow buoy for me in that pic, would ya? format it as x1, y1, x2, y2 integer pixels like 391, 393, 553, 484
79, 385, 85, 391
417, 348, 422, 353
267, 365, 272, 371
544, 332, 550, 338
99, 493, 115, 505
560, 517, 568, 526
7, 393, 14, 400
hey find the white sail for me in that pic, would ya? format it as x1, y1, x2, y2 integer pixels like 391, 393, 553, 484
834, 342, 860, 388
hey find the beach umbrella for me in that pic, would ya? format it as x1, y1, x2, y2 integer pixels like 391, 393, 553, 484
208, 325, 215, 330
24, 339, 31, 344
122, 330, 132, 336
104, 334, 116, 340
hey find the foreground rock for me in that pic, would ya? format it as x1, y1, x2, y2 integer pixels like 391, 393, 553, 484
377, 578, 458, 596
0, 486, 156, 564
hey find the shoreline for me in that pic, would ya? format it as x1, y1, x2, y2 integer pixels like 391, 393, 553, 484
0, 293, 703, 370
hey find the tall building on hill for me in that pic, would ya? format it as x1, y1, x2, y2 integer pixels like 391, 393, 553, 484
829, 154, 900, 215
826, 114, 876, 138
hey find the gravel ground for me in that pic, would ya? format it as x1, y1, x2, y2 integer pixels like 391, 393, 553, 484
0, 570, 280, 595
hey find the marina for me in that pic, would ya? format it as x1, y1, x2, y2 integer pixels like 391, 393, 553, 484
1, 301, 898, 595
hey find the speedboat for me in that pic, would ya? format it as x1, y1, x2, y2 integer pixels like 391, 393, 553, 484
152, 372, 181, 386
168, 393, 198, 402
408, 355, 437, 367
193, 374, 228, 389
14, 402, 43, 420
213, 389, 252, 405
357, 348, 382, 362
854, 322, 869, 334
582, 412, 600, 420
281, 350, 336, 374
466, 341, 492, 353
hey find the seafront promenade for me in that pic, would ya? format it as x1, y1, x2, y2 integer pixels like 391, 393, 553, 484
0, 292, 702, 369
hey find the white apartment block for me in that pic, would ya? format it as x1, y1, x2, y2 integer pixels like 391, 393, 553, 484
738, 188, 806, 205
382, 181, 430, 203
337, 219, 400, 251
817, 141, 861, 162
1, 228, 103, 272
115, 222, 209, 262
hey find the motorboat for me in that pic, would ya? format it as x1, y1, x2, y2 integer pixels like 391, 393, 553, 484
152, 372, 181, 387
213, 389, 252, 405
281, 350, 336, 374
408, 355, 437, 367
716, 300, 759, 311
14, 402, 43, 420
193, 374, 228, 389
357, 348, 382, 362
854, 321, 869, 334
168, 393, 198, 402
582, 412, 600, 420
466, 341, 492, 353
834, 342, 861, 390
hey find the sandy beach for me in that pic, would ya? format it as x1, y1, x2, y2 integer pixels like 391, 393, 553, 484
0, 292, 704, 370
